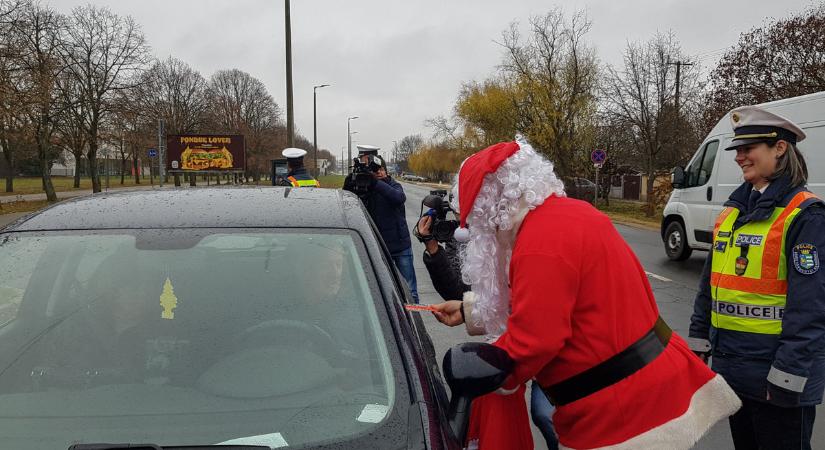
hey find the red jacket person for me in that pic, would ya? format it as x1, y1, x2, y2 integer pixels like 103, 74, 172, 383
432, 138, 741, 449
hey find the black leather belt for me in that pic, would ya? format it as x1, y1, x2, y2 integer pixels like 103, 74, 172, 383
542, 316, 672, 406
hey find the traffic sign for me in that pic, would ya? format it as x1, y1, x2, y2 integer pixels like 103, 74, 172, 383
591, 149, 607, 165
148, 148, 158, 158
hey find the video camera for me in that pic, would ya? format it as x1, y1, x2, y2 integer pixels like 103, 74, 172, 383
417, 189, 459, 243
350, 155, 384, 196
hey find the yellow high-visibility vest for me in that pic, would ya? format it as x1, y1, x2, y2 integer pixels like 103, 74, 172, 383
711, 191, 818, 335
288, 176, 320, 188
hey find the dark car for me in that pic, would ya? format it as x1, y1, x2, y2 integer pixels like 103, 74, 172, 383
0, 188, 510, 450
563, 177, 596, 203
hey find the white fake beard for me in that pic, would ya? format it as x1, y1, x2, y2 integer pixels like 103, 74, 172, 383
455, 140, 565, 336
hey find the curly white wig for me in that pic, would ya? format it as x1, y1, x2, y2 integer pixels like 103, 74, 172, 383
451, 138, 565, 336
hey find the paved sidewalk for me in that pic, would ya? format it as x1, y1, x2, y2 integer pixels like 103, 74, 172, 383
0, 212, 29, 228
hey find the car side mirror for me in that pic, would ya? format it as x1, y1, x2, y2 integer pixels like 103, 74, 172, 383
672, 166, 686, 189
442, 342, 514, 444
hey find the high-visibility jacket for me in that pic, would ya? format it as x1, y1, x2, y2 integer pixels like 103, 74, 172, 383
710, 190, 818, 335
690, 177, 825, 406
281, 168, 319, 188
287, 176, 319, 188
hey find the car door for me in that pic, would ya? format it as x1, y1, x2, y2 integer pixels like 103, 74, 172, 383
681, 140, 721, 247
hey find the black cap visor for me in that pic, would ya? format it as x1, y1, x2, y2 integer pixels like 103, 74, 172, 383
725, 138, 775, 151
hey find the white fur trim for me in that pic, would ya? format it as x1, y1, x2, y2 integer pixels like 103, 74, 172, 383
462, 291, 487, 336
559, 374, 741, 450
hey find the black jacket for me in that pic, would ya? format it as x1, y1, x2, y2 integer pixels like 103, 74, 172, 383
422, 243, 469, 300
344, 175, 411, 255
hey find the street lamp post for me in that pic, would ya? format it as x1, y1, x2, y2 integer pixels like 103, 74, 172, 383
313, 84, 330, 177
284, 0, 294, 147
347, 116, 359, 175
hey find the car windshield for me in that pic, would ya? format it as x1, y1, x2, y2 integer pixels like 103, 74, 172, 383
0, 229, 395, 449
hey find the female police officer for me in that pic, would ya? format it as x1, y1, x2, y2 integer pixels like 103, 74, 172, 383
689, 105, 825, 449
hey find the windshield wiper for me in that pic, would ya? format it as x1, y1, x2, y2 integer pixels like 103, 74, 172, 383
70, 444, 269, 450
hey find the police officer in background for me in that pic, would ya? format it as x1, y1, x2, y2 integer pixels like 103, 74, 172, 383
277, 148, 319, 187
690, 105, 825, 449
344, 144, 418, 302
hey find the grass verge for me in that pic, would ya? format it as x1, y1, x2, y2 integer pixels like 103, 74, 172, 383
1, 177, 143, 196
596, 199, 662, 230
318, 175, 346, 189
0, 199, 54, 215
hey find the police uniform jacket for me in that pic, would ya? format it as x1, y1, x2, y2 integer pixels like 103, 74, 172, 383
276, 167, 317, 187
690, 175, 825, 406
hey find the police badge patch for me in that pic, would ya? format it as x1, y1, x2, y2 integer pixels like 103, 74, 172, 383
793, 243, 820, 275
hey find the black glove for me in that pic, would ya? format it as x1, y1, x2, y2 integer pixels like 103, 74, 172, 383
767, 383, 801, 408
692, 351, 710, 364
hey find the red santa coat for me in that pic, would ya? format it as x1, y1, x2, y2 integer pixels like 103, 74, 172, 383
465, 196, 740, 450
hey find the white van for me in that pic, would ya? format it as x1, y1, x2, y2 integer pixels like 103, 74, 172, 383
661, 91, 825, 260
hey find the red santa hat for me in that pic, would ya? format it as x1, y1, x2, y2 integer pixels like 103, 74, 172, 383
453, 141, 521, 242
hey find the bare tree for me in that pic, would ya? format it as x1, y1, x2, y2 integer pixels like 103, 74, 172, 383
498, 9, 600, 177
0, 0, 29, 192
134, 57, 207, 135
60, 4, 149, 193
601, 32, 701, 215
395, 134, 423, 171
206, 69, 281, 181
9, 2, 67, 201
55, 72, 87, 187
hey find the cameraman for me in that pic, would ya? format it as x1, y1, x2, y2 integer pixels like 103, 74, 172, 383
343, 147, 418, 303
415, 215, 467, 301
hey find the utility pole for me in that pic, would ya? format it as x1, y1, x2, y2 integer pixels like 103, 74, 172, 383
313, 84, 330, 177
285, 0, 295, 147
668, 60, 694, 116
157, 118, 165, 187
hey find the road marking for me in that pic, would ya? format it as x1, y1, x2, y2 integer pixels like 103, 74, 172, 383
646, 271, 672, 282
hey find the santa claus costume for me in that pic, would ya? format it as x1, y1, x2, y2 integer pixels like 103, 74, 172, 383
449, 138, 741, 450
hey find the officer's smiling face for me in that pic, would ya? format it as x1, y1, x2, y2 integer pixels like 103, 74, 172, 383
735, 141, 785, 186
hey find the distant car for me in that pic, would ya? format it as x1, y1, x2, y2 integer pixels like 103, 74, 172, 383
563, 177, 596, 203
401, 174, 427, 182
0, 187, 511, 450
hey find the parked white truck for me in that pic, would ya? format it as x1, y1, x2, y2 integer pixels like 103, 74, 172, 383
661, 91, 825, 260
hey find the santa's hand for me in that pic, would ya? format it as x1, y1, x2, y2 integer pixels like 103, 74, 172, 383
431, 300, 464, 326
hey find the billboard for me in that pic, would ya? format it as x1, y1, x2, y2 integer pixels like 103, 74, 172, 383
166, 135, 245, 171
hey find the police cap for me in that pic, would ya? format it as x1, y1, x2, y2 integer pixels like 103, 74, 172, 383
356, 144, 380, 156
282, 148, 308, 159
725, 105, 806, 151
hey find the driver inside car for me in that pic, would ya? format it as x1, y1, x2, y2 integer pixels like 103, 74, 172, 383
288, 240, 367, 358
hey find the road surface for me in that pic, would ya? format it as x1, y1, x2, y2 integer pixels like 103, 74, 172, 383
399, 181, 824, 450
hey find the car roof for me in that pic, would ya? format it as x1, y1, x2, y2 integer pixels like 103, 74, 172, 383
3, 187, 369, 231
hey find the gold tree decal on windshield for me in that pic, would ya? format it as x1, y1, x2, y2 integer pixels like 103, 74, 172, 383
159, 278, 178, 320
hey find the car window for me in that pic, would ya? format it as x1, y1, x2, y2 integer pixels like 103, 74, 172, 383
0, 229, 396, 449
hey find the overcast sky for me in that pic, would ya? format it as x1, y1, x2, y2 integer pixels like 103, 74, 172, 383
48, 0, 816, 162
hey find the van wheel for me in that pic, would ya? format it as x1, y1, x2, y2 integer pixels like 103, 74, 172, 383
664, 221, 693, 261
